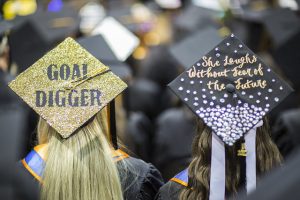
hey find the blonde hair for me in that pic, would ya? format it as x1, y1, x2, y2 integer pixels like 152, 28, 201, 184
38, 109, 123, 200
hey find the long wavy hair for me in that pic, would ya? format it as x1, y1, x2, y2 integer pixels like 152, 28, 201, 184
180, 117, 282, 200
37, 108, 124, 200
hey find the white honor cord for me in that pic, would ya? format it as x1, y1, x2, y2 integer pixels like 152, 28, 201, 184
209, 120, 263, 200
209, 133, 225, 200
245, 120, 263, 193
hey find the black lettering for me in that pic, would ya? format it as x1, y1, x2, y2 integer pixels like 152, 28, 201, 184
56, 90, 66, 107
68, 90, 79, 107
60, 64, 70, 80
90, 89, 101, 106
47, 64, 58, 80
36, 91, 47, 107
81, 89, 89, 106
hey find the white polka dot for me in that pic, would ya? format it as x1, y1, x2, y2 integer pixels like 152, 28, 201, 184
215, 47, 219, 51
268, 89, 273, 93
186, 90, 190, 94
266, 104, 270, 107
210, 91, 213, 94
196, 110, 200, 114
180, 78, 184, 82
184, 98, 188, 101
216, 53, 220, 57
212, 96, 216, 100
199, 81, 203, 84
280, 86, 283, 90
178, 87, 183, 91
226, 42, 230, 46
241, 91, 246, 95
193, 91, 197, 95
194, 97, 199, 101
256, 100, 260, 103
272, 79, 275, 82
239, 44, 243, 48
210, 102, 214, 106
265, 96, 269, 100
258, 92, 261, 96
220, 98, 225, 103
224, 94, 228, 98
274, 97, 279, 102
190, 81, 194, 84
267, 68, 271, 72
202, 88, 206, 92
234, 50, 237, 53
249, 95, 253, 99
203, 100, 208, 104
197, 63, 201, 66
231, 34, 234, 37
194, 102, 199, 106
202, 95, 206, 98
200, 113, 205, 118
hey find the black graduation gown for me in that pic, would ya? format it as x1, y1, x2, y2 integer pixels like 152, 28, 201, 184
155, 180, 186, 200
17, 150, 164, 200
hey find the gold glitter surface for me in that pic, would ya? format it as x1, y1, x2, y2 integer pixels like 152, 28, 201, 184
9, 37, 127, 138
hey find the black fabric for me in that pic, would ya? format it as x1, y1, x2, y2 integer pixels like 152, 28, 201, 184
170, 27, 223, 69
16, 154, 164, 200
125, 112, 153, 162
155, 180, 185, 200
272, 108, 300, 158
237, 148, 300, 200
152, 107, 196, 180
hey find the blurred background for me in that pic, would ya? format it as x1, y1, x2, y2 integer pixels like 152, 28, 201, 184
1, 0, 300, 199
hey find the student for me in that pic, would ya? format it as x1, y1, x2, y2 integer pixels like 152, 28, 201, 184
156, 34, 293, 200
9, 37, 163, 200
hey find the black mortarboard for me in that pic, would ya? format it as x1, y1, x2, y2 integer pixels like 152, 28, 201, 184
9, 5, 80, 72
168, 34, 293, 145
174, 3, 220, 36
77, 35, 132, 80
260, 8, 300, 90
170, 27, 223, 69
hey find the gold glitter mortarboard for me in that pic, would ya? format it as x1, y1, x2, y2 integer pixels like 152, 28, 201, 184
9, 37, 127, 138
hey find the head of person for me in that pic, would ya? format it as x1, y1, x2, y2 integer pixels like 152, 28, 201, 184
9, 37, 129, 200
168, 34, 294, 200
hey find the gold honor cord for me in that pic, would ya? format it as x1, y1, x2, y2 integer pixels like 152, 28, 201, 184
64, 67, 111, 90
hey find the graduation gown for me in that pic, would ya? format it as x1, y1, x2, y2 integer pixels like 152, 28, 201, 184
17, 145, 164, 200
155, 169, 188, 200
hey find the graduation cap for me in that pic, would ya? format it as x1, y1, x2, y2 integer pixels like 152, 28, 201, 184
260, 8, 300, 90
92, 17, 140, 62
170, 27, 223, 69
174, 2, 221, 36
8, 5, 80, 72
169, 33, 293, 145
168, 33, 293, 199
9, 38, 127, 144
77, 35, 132, 81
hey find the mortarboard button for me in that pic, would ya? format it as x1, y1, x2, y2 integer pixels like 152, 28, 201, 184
226, 84, 235, 93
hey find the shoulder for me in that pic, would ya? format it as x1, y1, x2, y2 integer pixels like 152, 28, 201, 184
155, 169, 188, 200
118, 156, 164, 200
155, 180, 185, 200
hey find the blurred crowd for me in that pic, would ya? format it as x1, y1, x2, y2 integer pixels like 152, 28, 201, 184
1, 0, 300, 199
